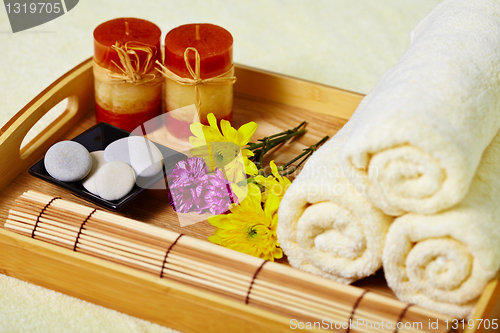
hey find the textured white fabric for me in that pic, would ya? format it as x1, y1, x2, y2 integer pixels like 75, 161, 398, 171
0, 0, 441, 331
383, 130, 500, 319
0, 274, 172, 333
340, 0, 500, 216
277, 90, 393, 284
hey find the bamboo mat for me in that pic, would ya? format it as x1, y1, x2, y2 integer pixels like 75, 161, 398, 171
3, 190, 454, 332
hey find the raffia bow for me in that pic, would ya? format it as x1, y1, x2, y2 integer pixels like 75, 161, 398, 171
156, 47, 237, 112
93, 41, 160, 85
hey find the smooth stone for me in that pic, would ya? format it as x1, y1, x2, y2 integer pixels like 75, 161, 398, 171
82, 151, 106, 195
95, 161, 136, 201
44, 141, 92, 182
103, 136, 164, 177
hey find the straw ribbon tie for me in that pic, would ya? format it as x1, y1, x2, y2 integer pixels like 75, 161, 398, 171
95, 41, 158, 85
155, 47, 237, 112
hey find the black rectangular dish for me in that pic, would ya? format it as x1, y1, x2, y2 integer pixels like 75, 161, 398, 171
28, 122, 187, 210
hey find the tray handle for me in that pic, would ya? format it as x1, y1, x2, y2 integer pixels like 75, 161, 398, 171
0, 57, 94, 191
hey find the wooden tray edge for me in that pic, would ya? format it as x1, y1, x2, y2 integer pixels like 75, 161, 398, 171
234, 64, 364, 119
0, 57, 94, 192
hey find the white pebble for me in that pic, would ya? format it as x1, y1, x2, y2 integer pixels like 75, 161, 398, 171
104, 136, 163, 177
95, 161, 136, 201
44, 141, 92, 182
82, 151, 106, 195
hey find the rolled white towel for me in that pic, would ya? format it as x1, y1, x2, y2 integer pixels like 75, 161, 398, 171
383, 130, 500, 319
340, 0, 500, 216
277, 111, 393, 283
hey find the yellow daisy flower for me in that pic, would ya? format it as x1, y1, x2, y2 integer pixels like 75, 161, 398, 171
190, 113, 258, 184
208, 183, 283, 261
254, 160, 292, 203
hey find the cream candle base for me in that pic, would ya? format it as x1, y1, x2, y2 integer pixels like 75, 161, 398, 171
94, 67, 163, 132
94, 78, 162, 115
164, 68, 234, 124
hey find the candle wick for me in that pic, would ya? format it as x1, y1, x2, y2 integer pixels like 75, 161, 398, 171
125, 21, 130, 36
195, 25, 200, 41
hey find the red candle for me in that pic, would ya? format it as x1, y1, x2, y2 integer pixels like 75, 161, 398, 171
162, 24, 235, 139
93, 18, 163, 132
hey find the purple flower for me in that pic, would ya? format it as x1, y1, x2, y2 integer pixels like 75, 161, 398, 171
169, 157, 208, 187
168, 157, 209, 213
204, 169, 237, 215
168, 157, 238, 215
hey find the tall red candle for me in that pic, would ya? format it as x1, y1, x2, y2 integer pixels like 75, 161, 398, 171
162, 24, 235, 139
93, 18, 163, 132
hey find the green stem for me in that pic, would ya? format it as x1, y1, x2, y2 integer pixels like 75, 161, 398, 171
247, 128, 306, 151
264, 121, 307, 141
258, 137, 270, 167
279, 167, 297, 177
260, 135, 329, 177
249, 128, 307, 167
282, 135, 329, 170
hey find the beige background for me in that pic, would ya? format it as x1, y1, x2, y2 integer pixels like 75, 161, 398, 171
0, 1, 440, 332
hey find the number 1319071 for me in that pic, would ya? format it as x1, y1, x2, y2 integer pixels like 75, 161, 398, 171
6, 2, 62, 14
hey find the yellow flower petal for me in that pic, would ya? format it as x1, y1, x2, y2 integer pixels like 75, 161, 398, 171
207, 181, 282, 261
272, 247, 283, 259
245, 159, 259, 176
189, 122, 205, 141
270, 160, 281, 180
220, 119, 239, 143
242, 149, 255, 157
189, 113, 258, 181
264, 193, 281, 220
253, 161, 291, 203
247, 183, 262, 201
230, 183, 248, 203
206, 113, 223, 137
208, 235, 222, 244
237, 121, 258, 146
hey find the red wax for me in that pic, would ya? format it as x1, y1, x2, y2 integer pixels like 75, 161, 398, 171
164, 24, 233, 79
95, 103, 161, 133
93, 18, 162, 132
164, 24, 234, 139
94, 18, 162, 72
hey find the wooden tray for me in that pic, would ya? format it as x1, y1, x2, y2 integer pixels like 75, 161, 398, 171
0, 58, 498, 332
